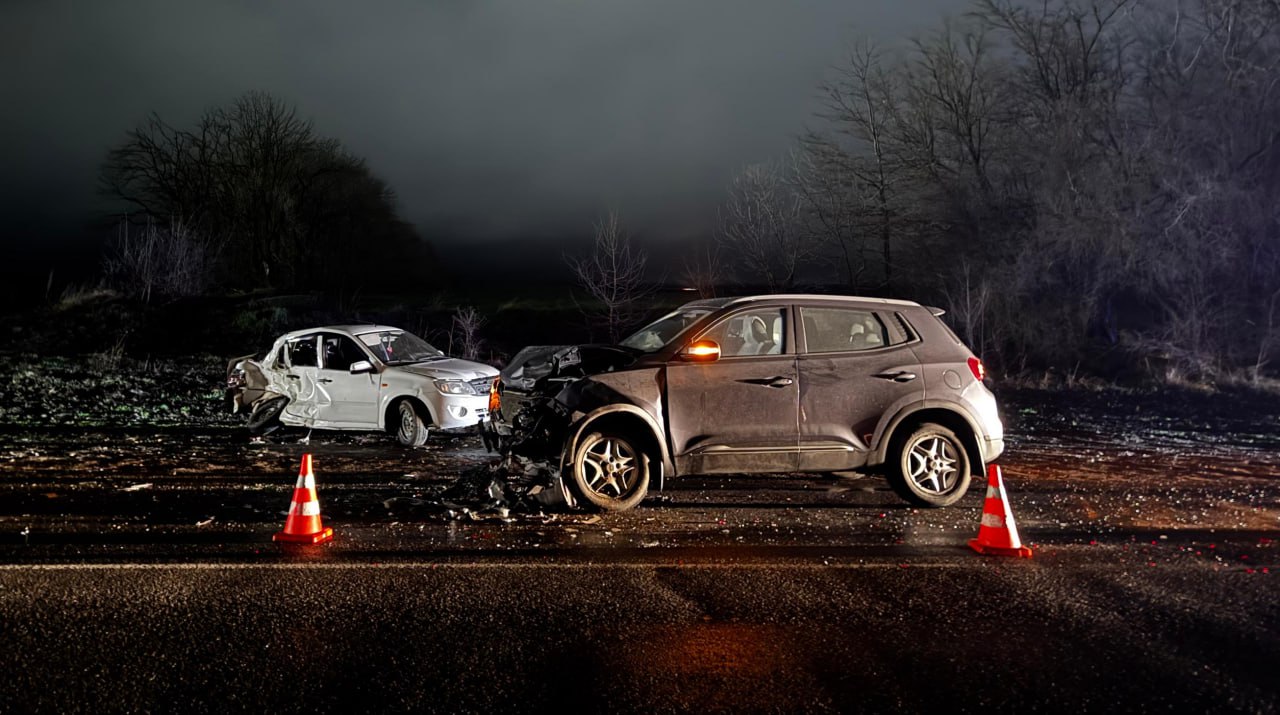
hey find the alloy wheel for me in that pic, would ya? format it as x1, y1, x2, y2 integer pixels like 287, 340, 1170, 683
580, 436, 639, 499
906, 435, 960, 495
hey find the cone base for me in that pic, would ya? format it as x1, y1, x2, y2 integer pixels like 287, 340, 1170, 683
274, 527, 333, 544
969, 538, 1032, 558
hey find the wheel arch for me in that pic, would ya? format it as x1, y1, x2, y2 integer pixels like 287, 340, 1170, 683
560, 405, 671, 479
382, 393, 437, 432
873, 403, 985, 475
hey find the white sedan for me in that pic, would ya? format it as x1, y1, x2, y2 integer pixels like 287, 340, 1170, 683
227, 325, 499, 446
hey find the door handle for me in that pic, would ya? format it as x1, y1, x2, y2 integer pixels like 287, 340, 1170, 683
286, 374, 300, 380
738, 376, 794, 388
873, 371, 917, 383
316, 378, 333, 384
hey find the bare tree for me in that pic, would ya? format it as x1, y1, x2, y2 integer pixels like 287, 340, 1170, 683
680, 234, 725, 299
105, 216, 218, 304
811, 43, 909, 290
906, 22, 1009, 195
566, 211, 652, 342
943, 261, 994, 358
100, 91, 431, 292
792, 136, 873, 290
449, 306, 486, 361
718, 160, 815, 292
792, 0, 1280, 379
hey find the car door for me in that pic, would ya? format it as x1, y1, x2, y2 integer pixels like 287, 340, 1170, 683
796, 305, 923, 471
279, 333, 326, 426
665, 306, 799, 475
313, 333, 380, 427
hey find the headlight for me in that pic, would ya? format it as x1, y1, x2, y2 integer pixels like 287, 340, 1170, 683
434, 379, 480, 396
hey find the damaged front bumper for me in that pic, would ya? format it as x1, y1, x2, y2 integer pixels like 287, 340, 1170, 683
480, 386, 578, 509
476, 422, 577, 510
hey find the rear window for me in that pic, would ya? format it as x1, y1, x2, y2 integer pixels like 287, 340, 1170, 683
800, 307, 888, 353
286, 335, 318, 367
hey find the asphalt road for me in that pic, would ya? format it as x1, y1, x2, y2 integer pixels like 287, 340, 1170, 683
0, 411, 1278, 713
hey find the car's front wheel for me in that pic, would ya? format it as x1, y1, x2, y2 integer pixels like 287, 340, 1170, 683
569, 431, 650, 511
888, 422, 972, 507
394, 399, 430, 447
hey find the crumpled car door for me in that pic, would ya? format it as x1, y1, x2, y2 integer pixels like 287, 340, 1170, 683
277, 334, 330, 427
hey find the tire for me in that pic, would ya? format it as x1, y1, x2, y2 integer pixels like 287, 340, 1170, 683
394, 399, 430, 447
568, 431, 650, 511
887, 422, 972, 507
246, 396, 288, 436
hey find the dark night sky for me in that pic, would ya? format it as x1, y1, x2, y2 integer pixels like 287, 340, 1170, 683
1, 0, 967, 284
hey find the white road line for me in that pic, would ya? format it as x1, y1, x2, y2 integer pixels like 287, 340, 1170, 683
0, 561, 971, 572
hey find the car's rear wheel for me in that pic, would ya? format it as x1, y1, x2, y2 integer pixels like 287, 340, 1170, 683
569, 431, 650, 511
395, 399, 430, 447
888, 422, 971, 507
246, 395, 288, 436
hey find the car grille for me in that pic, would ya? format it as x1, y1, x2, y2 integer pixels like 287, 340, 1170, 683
468, 376, 495, 395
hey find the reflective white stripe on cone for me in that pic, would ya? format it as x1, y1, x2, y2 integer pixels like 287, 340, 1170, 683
274, 453, 334, 544
968, 464, 1032, 558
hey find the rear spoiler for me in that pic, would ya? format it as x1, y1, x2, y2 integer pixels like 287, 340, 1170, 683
926, 306, 946, 317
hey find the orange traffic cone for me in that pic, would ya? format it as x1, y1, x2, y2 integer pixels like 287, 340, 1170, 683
274, 453, 334, 544
968, 464, 1032, 558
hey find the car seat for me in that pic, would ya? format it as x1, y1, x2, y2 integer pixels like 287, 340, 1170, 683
850, 319, 884, 350
754, 316, 779, 355
742, 316, 770, 355
719, 317, 746, 357
323, 340, 342, 369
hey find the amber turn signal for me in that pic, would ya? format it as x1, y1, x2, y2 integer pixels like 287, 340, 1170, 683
488, 377, 502, 414
681, 339, 721, 362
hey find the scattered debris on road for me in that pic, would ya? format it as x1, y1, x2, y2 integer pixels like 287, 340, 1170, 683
382, 455, 579, 521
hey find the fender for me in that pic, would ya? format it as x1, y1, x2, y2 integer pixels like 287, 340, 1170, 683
559, 403, 674, 478
378, 388, 440, 430
871, 400, 988, 466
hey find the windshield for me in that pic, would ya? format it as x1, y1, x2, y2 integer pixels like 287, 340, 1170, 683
357, 330, 445, 365
619, 308, 713, 353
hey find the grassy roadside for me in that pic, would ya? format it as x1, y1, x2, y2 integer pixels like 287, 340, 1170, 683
2, 349, 1277, 450
2, 291, 1275, 431
0, 353, 238, 429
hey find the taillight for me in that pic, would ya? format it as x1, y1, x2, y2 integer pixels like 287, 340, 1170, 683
488, 378, 501, 414
967, 356, 986, 381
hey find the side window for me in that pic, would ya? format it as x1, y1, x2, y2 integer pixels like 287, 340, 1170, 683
696, 308, 786, 357
320, 335, 369, 371
286, 335, 319, 367
800, 307, 889, 353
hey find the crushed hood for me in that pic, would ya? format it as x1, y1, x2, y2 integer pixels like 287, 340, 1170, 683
501, 344, 636, 389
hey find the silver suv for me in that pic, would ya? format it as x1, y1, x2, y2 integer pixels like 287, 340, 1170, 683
492, 295, 1004, 510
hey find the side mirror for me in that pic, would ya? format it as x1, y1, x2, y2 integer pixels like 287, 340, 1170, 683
349, 360, 374, 374
678, 339, 721, 363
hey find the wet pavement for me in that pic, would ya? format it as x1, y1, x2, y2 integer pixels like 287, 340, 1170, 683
1, 387, 1278, 712
1, 386, 1277, 559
